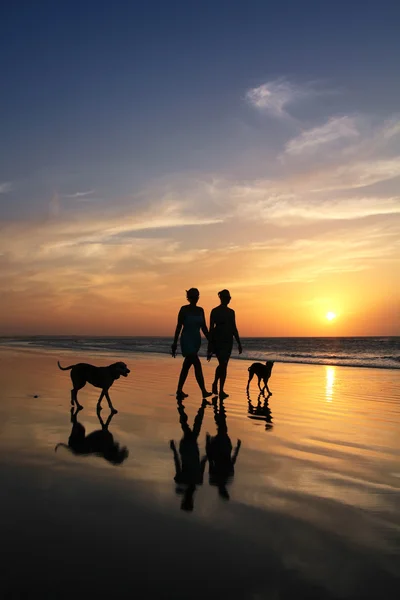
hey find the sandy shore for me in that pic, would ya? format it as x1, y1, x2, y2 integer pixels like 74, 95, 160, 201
0, 346, 399, 599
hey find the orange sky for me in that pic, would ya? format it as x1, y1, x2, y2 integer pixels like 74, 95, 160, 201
0, 208, 398, 337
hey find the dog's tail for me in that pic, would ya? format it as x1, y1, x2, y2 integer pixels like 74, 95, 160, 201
57, 361, 74, 371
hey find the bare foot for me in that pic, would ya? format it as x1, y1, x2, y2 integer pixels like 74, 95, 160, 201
176, 391, 188, 399
202, 390, 213, 398
219, 391, 229, 399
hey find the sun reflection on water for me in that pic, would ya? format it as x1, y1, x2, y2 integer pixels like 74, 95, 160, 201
325, 366, 335, 402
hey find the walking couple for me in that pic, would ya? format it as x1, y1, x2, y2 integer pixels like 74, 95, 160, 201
171, 288, 242, 400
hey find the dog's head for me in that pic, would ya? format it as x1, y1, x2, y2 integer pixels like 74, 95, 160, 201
110, 362, 130, 380
265, 360, 274, 373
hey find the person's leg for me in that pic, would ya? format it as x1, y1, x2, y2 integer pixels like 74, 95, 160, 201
192, 355, 212, 397
219, 359, 229, 399
212, 365, 220, 395
177, 356, 193, 396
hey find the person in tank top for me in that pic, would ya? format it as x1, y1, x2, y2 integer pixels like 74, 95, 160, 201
171, 288, 212, 399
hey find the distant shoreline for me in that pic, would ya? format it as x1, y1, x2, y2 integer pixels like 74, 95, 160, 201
1, 336, 399, 371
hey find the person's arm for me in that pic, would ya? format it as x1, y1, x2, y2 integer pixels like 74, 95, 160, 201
232, 310, 242, 354
232, 439, 242, 465
200, 308, 209, 340
171, 307, 184, 357
170, 440, 182, 478
207, 310, 215, 360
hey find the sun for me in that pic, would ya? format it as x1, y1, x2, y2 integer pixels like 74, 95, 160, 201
326, 311, 336, 321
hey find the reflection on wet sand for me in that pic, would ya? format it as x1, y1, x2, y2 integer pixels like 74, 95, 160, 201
1, 350, 400, 599
55, 406, 129, 465
325, 366, 335, 402
170, 398, 208, 511
206, 397, 241, 501
247, 391, 273, 430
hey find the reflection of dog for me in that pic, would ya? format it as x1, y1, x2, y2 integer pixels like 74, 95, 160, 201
247, 391, 273, 430
58, 361, 130, 412
55, 407, 129, 465
246, 361, 274, 395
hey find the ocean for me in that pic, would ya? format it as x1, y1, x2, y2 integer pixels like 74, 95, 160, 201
1, 335, 399, 370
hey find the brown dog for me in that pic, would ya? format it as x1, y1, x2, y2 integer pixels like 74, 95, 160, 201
58, 360, 130, 412
246, 361, 274, 395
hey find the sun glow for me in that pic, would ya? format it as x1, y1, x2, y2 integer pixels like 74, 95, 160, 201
326, 311, 337, 321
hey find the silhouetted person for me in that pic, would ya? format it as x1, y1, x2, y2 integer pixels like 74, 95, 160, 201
207, 289, 242, 398
170, 398, 208, 511
247, 391, 273, 430
171, 288, 212, 399
55, 406, 129, 465
206, 397, 241, 501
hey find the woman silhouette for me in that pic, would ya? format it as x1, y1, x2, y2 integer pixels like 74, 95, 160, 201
171, 288, 212, 399
208, 289, 242, 398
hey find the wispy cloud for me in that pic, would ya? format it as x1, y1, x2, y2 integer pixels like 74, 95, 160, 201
285, 116, 359, 155
0, 182, 12, 194
308, 157, 400, 192
245, 78, 318, 118
64, 190, 95, 199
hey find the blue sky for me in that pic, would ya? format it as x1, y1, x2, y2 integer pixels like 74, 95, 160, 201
0, 0, 399, 335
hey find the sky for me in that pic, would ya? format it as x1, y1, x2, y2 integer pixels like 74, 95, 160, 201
0, 0, 399, 337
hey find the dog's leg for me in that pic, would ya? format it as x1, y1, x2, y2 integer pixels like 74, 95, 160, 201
104, 390, 118, 414
71, 388, 83, 409
257, 376, 263, 391
266, 383, 272, 396
246, 371, 255, 391
96, 390, 105, 411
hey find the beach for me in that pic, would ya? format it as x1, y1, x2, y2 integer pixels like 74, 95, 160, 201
0, 346, 399, 599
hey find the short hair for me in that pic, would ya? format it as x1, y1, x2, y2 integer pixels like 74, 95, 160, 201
186, 288, 200, 299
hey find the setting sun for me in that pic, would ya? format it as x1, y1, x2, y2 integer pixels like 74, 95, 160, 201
326, 312, 337, 321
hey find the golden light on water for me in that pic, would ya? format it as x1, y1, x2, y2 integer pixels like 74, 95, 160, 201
326, 366, 335, 402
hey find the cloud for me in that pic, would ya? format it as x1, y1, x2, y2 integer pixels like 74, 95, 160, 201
245, 78, 319, 118
308, 157, 400, 192
234, 190, 400, 224
382, 118, 400, 140
285, 117, 359, 155
0, 182, 12, 194
64, 190, 95, 199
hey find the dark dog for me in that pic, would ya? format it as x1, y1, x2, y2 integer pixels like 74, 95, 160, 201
246, 361, 274, 395
58, 360, 130, 412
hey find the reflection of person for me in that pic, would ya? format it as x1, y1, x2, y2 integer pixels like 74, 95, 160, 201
207, 289, 242, 398
55, 407, 129, 465
170, 398, 208, 511
171, 288, 212, 399
206, 398, 241, 501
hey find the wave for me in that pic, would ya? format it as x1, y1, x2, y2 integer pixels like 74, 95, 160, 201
0, 336, 399, 370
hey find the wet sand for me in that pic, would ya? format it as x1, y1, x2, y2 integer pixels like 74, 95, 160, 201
0, 347, 399, 599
